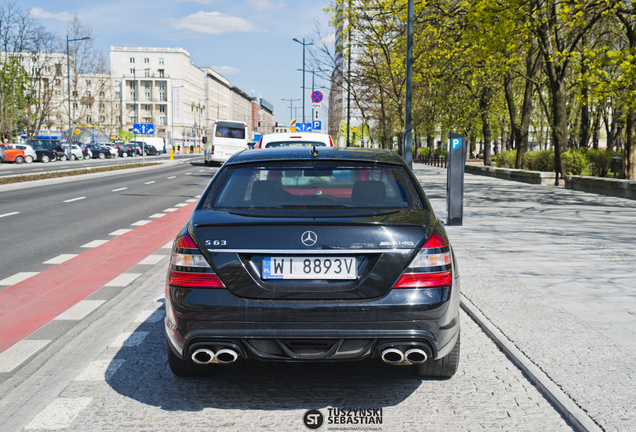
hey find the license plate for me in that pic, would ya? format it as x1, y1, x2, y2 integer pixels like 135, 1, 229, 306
262, 256, 356, 280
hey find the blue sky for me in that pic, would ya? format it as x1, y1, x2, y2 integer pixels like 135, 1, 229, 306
20, 0, 334, 126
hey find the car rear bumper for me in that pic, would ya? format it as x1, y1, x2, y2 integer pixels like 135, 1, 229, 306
165, 279, 460, 362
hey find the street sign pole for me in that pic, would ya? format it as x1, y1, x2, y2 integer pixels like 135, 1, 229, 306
447, 132, 466, 226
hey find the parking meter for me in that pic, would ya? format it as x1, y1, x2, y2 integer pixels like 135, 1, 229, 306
447, 132, 466, 226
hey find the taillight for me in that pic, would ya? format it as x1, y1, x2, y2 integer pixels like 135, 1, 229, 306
393, 234, 452, 289
168, 234, 225, 289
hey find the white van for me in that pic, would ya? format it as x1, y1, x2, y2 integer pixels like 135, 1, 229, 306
203, 120, 249, 166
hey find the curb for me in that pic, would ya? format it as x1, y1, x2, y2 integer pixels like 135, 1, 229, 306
0, 159, 181, 193
460, 295, 603, 432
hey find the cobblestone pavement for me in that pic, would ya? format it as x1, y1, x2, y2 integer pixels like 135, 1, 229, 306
413, 165, 636, 432
0, 264, 575, 431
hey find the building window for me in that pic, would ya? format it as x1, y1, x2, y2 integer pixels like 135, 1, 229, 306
130, 91, 135, 100
130, 81, 136, 89
85, 104, 92, 109
145, 92, 151, 101
85, 91, 91, 97
144, 82, 150, 89
99, 103, 105, 110
115, 91, 121, 98
130, 58, 135, 63
99, 115, 105, 122
143, 117, 152, 123
115, 103, 120, 109
130, 67, 135, 74
159, 58, 164, 64
159, 116, 166, 125
99, 91, 105, 97
159, 92, 166, 101
86, 80, 91, 86
55, 90, 61, 96
129, 116, 135, 123
72, 91, 78, 97
55, 79, 61, 86
159, 105, 166, 113
159, 82, 165, 90
55, 64, 62, 74
144, 70, 150, 77
130, 105, 136, 112
144, 105, 150, 112
116, 116, 121, 122
144, 58, 149, 63
158, 69, 164, 77
73, 102, 78, 109
87, 116, 92, 123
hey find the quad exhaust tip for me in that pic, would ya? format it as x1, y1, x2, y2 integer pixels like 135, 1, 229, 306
191, 348, 239, 365
381, 347, 429, 365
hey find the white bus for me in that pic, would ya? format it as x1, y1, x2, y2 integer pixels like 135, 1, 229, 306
203, 120, 249, 166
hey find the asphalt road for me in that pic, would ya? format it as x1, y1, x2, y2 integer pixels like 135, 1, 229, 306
0, 155, 215, 289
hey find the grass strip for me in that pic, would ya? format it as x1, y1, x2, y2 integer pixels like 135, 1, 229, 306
0, 162, 162, 185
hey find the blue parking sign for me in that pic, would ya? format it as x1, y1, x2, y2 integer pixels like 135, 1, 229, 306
312, 120, 321, 130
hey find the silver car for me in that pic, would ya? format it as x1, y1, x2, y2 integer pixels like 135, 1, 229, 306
11, 144, 37, 164
62, 144, 85, 161
98, 143, 119, 158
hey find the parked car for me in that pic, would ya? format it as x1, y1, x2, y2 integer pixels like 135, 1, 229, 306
98, 143, 118, 158
164, 147, 460, 378
0, 148, 5, 163
0, 144, 26, 164
11, 144, 37, 163
61, 144, 85, 160
25, 139, 65, 161
115, 143, 133, 158
257, 132, 335, 149
144, 144, 159, 156
128, 141, 151, 156
85, 144, 111, 159
79, 144, 92, 159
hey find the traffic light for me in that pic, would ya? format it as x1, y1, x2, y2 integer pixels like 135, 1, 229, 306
258, 121, 261, 127
275, 122, 278, 127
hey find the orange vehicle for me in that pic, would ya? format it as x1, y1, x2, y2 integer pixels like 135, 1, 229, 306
0, 144, 26, 164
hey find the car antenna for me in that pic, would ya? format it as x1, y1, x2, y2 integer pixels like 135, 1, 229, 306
310, 145, 319, 157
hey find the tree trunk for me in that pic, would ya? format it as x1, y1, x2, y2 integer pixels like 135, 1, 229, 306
501, 116, 508, 151
480, 87, 493, 166
626, 76, 636, 179
550, 79, 569, 183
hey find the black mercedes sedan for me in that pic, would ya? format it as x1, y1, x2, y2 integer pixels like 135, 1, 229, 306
165, 147, 460, 379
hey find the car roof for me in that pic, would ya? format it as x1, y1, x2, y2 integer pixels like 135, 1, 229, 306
227, 147, 402, 165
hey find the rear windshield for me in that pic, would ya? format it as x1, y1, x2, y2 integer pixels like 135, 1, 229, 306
265, 141, 327, 148
202, 162, 424, 213
215, 122, 245, 139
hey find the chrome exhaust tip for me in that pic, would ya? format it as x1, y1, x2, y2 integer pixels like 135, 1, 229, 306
381, 348, 404, 365
215, 348, 239, 364
404, 348, 428, 364
191, 348, 215, 365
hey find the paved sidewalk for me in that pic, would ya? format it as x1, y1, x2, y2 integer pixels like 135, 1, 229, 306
412, 165, 636, 432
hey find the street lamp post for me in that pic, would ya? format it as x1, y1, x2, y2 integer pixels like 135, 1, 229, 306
67, 35, 91, 161
282, 98, 300, 126
292, 38, 313, 124
403, 0, 414, 168
171, 84, 184, 154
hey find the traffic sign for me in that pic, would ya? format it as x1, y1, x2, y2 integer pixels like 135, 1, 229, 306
313, 120, 322, 130
133, 123, 155, 135
312, 103, 322, 108
311, 91, 323, 104
352, 127, 358, 133
295, 122, 313, 132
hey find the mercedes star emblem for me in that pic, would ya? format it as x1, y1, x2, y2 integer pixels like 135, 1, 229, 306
301, 230, 318, 247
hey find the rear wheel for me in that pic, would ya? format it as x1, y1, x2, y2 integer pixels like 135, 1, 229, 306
98, 152, 105, 159
166, 341, 215, 377
72, 154, 77, 161
122, 152, 128, 158
25, 155, 33, 164
416, 333, 460, 378
15, 156, 24, 164
41, 154, 50, 163
59, 154, 67, 161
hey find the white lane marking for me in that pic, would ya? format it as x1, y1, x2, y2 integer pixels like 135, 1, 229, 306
63, 196, 86, 203
0, 340, 51, 372
163, 207, 178, 212
109, 331, 149, 348
0, 211, 19, 218
0, 272, 39, 286
112, 187, 127, 192
75, 359, 125, 381
185, 199, 197, 203
54, 300, 105, 320
138, 254, 166, 265
175, 203, 188, 207
185, 172, 192, 175
134, 309, 164, 323
144, 181, 156, 184
25, 398, 92, 430
105, 273, 142, 287
43, 254, 78, 265
149, 213, 165, 218
81, 239, 109, 248
198, 169, 206, 172
131, 220, 151, 226
109, 228, 133, 236
161, 241, 173, 249
195, 195, 201, 198
167, 176, 176, 179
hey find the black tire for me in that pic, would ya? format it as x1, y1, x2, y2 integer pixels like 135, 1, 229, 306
122, 152, 128, 158
25, 155, 33, 164
41, 154, 50, 163
166, 341, 215, 377
72, 154, 77, 161
98, 152, 105, 159
416, 332, 460, 378
59, 154, 67, 161
15, 156, 24, 164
